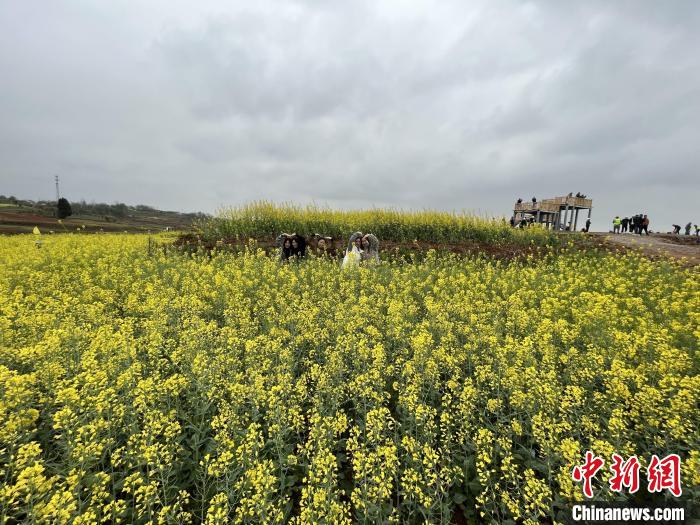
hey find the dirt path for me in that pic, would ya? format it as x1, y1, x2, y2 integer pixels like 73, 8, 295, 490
595, 232, 700, 265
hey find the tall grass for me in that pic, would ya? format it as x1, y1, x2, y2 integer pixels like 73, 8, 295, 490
197, 201, 556, 246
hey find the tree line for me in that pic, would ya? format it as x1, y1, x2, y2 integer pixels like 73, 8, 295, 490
0, 195, 208, 221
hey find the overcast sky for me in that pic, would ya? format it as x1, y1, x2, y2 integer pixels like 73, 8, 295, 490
1, 1, 698, 230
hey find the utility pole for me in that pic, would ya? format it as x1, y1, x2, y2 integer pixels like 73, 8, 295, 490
55, 175, 60, 202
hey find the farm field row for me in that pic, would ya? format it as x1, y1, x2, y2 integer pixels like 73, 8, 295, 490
199, 202, 556, 246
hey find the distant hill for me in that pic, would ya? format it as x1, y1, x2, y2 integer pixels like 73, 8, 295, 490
0, 195, 208, 234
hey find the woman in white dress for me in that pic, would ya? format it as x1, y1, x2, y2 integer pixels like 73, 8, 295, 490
342, 231, 363, 269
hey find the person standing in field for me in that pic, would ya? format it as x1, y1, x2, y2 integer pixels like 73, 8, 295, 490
694, 224, 699, 236
361, 234, 380, 263
685, 222, 692, 235
613, 216, 621, 233
640, 215, 649, 235
621, 217, 629, 233
585, 218, 591, 232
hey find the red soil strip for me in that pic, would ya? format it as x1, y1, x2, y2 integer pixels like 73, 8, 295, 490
174, 234, 540, 260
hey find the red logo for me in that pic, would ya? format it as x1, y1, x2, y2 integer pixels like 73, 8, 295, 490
647, 454, 682, 497
609, 454, 640, 494
572, 452, 682, 498
572, 451, 605, 498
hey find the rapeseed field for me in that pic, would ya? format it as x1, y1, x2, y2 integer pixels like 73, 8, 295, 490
1, 234, 697, 524
197, 202, 555, 245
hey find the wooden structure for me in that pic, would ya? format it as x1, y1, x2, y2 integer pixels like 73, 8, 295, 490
513, 195, 592, 231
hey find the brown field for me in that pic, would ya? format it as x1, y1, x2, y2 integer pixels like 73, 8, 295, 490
0, 208, 193, 234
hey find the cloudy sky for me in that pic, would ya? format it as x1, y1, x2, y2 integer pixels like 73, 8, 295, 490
1, 1, 698, 230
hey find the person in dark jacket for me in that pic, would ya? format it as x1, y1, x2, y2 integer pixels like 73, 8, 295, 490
672, 224, 681, 234
276, 233, 293, 261
621, 217, 629, 233
633, 214, 642, 234
290, 234, 307, 258
641, 215, 649, 235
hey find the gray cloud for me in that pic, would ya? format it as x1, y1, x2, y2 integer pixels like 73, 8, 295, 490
1, 0, 698, 230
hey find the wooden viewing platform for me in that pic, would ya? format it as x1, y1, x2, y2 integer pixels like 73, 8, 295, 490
513, 195, 593, 231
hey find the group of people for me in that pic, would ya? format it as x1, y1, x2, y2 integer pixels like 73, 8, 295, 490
612, 215, 649, 234
342, 231, 380, 268
516, 192, 587, 205
276, 231, 380, 266
611, 216, 700, 236
516, 197, 539, 204
671, 223, 699, 235
510, 215, 535, 228
509, 214, 592, 231
276, 233, 309, 260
